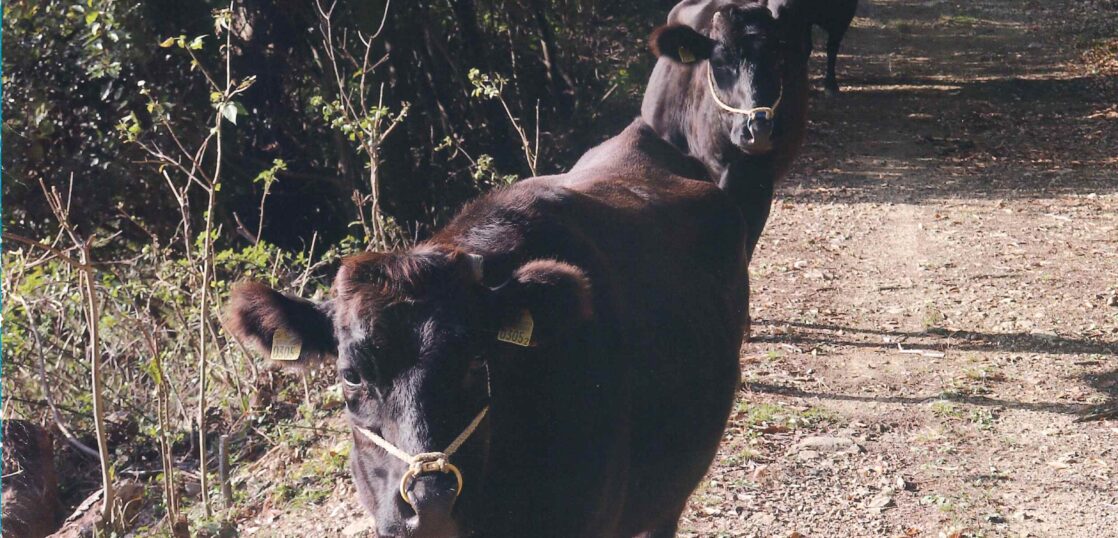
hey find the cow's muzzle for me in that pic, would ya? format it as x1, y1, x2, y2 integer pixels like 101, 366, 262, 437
403, 470, 462, 537
733, 114, 774, 154
353, 405, 488, 533
748, 113, 774, 149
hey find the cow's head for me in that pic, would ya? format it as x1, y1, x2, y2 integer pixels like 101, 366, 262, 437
650, 2, 801, 155
226, 246, 593, 537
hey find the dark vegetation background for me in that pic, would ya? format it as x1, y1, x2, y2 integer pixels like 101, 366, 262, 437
4, 0, 676, 248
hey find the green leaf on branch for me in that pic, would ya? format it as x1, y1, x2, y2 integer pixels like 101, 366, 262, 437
219, 101, 247, 125
254, 159, 288, 187
221, 102, 238, 124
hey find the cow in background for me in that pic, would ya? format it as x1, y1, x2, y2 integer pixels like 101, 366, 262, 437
642, 0, 812, 334
773, 0, 858, 95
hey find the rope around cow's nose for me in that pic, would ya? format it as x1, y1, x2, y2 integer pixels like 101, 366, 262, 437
352, 405, 490, 509
706, 63, 783, 122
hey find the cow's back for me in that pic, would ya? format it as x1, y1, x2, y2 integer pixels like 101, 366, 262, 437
563, 121, 742, 291
534, 122, 747, 534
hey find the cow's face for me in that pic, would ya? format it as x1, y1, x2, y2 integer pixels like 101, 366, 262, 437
651, 4, 791, 155
331, 248, 490, 538
226, 247, 593, 537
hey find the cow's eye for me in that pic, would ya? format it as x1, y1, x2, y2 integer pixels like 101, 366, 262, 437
341, 368, 362, 387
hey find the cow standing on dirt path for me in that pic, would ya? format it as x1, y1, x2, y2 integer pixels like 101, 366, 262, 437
227, 119, 748, 538
771, 0, 858, 95
642, 0, 812, 334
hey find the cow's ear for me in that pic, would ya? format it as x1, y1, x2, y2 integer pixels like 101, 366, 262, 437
489, 260, 593, 347
649, 24, 714, 64
224, 281, 336, 371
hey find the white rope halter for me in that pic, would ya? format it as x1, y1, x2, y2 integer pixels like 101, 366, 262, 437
353, 405, 490, 509
706, 63, 783, 123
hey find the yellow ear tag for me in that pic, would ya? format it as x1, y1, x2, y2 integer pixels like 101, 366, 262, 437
271, 328, 303, 361
678, 46, 696, 63
497, 310, 534, 347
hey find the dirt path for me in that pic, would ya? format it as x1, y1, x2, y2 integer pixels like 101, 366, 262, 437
231, 1, 1116, 536
682, 0, 1118, 536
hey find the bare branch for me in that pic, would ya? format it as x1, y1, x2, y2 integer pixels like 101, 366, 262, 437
2, 232, 92, 271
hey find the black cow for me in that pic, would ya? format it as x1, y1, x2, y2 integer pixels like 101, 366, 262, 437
227, 119, 747, 537
641, 0, 811, 333
772, 0, 858, 95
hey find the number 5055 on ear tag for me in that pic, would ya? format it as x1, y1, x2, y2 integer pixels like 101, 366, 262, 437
271, 328, 303, 361
497, 310, 534, 347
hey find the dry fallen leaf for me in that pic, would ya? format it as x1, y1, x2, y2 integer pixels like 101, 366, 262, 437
756, 423, 791, 434
867, 489, 895, 513
751, 464, 771, 483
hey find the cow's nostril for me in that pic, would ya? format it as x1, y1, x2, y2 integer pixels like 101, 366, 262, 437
405, 472, 459, 515
400, 472, 461, 537
748, 118, 773, 139
396, 490, 417, 518
411, 486, 456, 517
745, 118, 773, 150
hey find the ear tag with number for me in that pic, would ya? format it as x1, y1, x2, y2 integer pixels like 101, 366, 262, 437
678, 46, 696, 63
271, 328, 303, 361
497, 310, 534, 347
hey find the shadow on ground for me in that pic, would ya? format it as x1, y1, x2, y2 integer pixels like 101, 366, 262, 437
756, 319, 1118, 357
744, 380, 1094, 416
785, 0, 1118, 205
748, 319, 1117, 418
